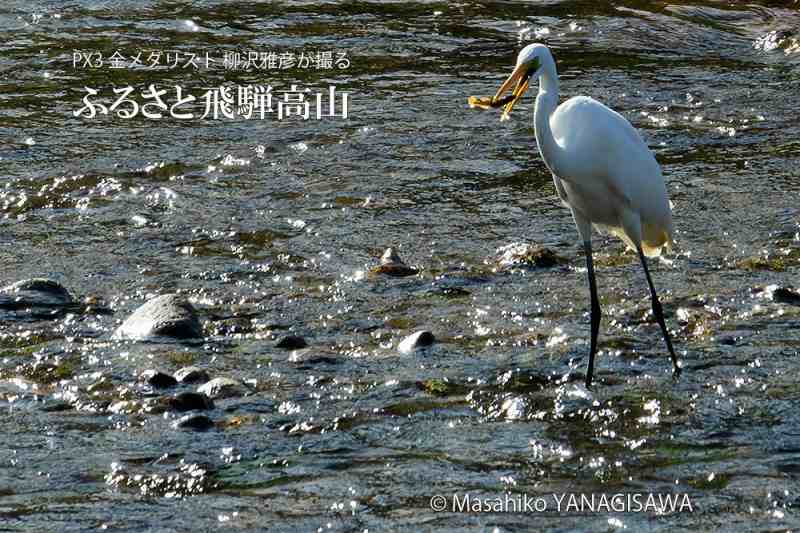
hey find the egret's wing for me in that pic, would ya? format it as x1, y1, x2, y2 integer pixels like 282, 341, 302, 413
550, 96, 674, 253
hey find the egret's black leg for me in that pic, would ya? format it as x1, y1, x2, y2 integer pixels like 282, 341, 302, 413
636, 247, 681, 379
584, 240, 602, 388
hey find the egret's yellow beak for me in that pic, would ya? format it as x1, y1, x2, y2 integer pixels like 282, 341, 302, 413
493, 63, 531, 121
467, 60, 535, 121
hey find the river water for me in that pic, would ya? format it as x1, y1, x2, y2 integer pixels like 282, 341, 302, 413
2, 0, 800, 531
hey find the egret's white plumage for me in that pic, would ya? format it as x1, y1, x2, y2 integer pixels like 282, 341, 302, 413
479, 43, 681, 386
548, 95, 674, 257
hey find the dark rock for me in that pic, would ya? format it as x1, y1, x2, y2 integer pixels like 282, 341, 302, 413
372, 263, 418, 277
40, 400, 74, 413
718, 334, 741, 346
140, 370, 178, 388
275, 335, 308, 349
398, 330, 435, 354
370, 247, 418, 277
113, 294, 202, 340
174, 366, 210, 384
221, 399, 276, 414
166, 392, 215, 412
172, 414, 214, 431
197, 377, 246, 399
774, 287, 800, 306
0, 278, 74, 309
429, 286, 471, 298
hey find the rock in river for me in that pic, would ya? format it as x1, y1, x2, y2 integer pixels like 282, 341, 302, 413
165, 392, 215, 412
113, 294, 202, 340
174, 366, 210, 384
197, 377, 247, 399
172, 414, 214, 431
370, 247, 418, 277
398, 330, 436, 354
289, 347, 342, 366
495, 242, 566, 269
140, 369, 178, 388
774, 286, 800, 306
0, 278, 74, 309
275, 335, 308, 349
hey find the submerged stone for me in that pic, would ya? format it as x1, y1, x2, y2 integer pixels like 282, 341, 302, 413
109, 400, 142, 415
140, 369, 178, 388
717, 333, 745, 346
289, 347, 342, 366
398, 330, 435, 354
675, 306, 719, 338
736, 255, 787, 272
0, 278, 74, 308
275, 335, 308, 349
172, 414, 214, 431
113, 294, 202, 340
16, 359, 78, 385
495, 242, 567, 269
418, 378, 468, 397
174, 366, 210, 384
209, 316, 253, 336
553, 383, 596, 418
40, 400, 73, 413
219, 414, 261, 429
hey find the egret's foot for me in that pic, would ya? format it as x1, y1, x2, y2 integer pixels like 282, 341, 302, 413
671, 364, 682, 382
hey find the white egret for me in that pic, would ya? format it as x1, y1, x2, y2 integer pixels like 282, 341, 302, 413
470, 43, 681, 387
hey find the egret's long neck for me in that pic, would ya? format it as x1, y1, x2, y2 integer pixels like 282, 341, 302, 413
533, 54, 568, 177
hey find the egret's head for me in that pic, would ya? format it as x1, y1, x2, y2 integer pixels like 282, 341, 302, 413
467, 43, 548, 119
493, 44, 545, 119
467, 43, 555, 120
515, 43, 545, 72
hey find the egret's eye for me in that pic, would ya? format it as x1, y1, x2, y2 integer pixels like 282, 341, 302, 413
523, 68, 534, 82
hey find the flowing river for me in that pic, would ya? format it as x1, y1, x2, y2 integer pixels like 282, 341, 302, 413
1, 0, 800, 530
